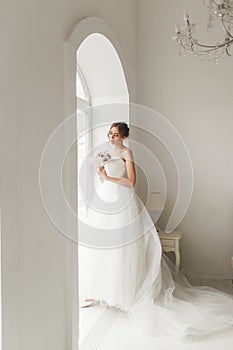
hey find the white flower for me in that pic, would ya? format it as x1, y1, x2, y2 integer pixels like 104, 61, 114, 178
93, 150, 111, 167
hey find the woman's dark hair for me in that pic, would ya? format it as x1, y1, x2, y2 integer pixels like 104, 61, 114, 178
109, 122, 130, 138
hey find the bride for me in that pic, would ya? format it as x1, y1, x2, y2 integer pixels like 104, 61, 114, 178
78, 121, 233, 340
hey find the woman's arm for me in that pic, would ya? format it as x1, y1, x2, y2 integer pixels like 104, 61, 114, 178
97, 149, 136, 187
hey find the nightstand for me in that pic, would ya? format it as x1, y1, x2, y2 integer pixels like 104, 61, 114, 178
157, 230, 183, 272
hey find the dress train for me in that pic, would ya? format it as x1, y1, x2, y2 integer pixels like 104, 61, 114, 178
78, 157, 233, 340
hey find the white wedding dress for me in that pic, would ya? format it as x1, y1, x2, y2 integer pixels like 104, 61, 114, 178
78, 156, 233, 340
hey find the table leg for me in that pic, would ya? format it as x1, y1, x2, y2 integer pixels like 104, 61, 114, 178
175, 241, 180, 272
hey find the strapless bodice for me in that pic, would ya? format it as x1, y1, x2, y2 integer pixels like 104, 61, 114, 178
94, 156, 131, 205
104, 157, 127, 178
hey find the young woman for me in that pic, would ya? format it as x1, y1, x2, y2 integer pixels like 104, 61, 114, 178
97, 123, 136, 187
78, 122, 233, 340
79, 122, 162, 312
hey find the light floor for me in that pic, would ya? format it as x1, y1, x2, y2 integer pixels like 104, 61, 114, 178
79, 278, 233, 350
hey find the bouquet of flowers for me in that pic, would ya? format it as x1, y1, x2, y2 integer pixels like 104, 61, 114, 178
91, 149, 111, 183
93, 150, 112, 168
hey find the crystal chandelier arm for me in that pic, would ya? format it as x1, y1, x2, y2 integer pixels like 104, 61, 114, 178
226, 46, 233, 55
211, 0, 222, 6
220, 14, 233, 38
210, 0, 233, 8
181, 11, 233, 49
184, 29, 233, 49
174, 1, 233, 59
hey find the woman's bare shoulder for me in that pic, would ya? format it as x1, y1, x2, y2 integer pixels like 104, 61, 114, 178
121, 146, 134, 161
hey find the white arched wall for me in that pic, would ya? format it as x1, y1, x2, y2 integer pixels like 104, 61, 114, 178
65, 16, 133, 118
77, 32, 130, 157
64, 17, 131, 349
77, 33, 129, 105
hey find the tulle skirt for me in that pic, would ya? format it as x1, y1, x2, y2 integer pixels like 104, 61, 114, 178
78, 180, 233, 340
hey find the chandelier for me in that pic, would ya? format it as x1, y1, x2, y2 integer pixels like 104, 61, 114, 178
174, 0, 233, 61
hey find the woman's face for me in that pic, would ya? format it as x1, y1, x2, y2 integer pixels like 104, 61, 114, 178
108, 126, 125, 145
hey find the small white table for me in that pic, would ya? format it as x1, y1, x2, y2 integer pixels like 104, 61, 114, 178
157, 230, 183, 272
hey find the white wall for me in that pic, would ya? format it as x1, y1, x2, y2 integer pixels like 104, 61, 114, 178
77, 33, 129, 104
0, 0, 138, 349
76, 0, 138, 102
4, 1, 232, 349
138, 0, 233, 278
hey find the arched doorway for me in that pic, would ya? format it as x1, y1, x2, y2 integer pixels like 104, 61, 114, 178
76, 32, 129, 346
64, 17, 130, 349
76, 32, 129, 213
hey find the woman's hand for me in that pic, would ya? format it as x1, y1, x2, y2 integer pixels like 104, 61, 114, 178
97, 166, 108, 181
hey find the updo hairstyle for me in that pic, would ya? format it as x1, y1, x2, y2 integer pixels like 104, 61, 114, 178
108, 122, 130, 138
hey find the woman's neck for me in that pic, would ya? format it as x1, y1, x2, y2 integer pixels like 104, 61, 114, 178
108, 145, 124, 158
108, 143, 124, 151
